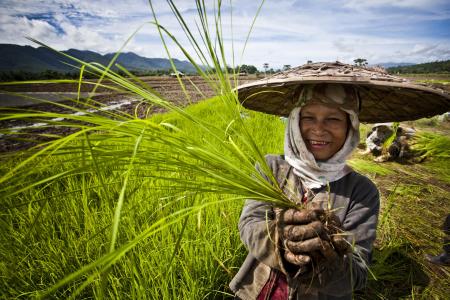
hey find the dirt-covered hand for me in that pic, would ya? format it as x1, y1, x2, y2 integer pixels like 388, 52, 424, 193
283, 249, 311, 267
277, 207, 325, 242
277, 207, 350, 269
276, 207, 324, 269
277, 209, 324, 242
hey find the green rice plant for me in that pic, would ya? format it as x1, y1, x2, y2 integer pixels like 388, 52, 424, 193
0, 0, 304, 297
411, 132, 450, 159
347, 158, 394, 177
414, 116, 441, 127
358, 123, 371, 145
380, 122, 399, 153
416, 79, 450, 85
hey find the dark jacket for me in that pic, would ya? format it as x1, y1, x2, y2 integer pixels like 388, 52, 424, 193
230, 155, 380, 299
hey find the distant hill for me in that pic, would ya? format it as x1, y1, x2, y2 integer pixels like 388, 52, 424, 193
386, 60, 450, 74
0, 44, 197, 74
375, 62, 415, 69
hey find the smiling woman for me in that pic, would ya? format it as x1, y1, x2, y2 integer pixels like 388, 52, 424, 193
231, 79, 378, 300
300, 103, 348, 161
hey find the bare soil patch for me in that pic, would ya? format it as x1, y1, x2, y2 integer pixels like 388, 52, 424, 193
0, 76, 258, 152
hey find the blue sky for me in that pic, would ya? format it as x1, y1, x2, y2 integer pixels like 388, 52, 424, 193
0, 0, 449, 69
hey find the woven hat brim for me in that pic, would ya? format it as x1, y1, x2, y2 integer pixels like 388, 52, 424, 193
237, 77, 450, 123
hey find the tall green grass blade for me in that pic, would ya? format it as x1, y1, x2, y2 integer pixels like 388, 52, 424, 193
77, 65, 86, 102
109, 128, 145, 253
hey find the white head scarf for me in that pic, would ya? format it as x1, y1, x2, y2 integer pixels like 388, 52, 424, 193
284, 84, 361, 190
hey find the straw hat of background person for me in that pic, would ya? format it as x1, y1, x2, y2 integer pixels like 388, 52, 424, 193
236, 61, 450, 123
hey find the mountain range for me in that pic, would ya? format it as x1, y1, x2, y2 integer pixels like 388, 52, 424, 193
3, 44, 445, 75
0, 44, 197, 74
374, 62, 415, 69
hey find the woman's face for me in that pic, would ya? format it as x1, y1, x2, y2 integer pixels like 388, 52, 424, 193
300, 103, 349, 161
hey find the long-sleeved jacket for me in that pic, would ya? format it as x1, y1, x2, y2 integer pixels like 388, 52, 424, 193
230, 155, 380, 300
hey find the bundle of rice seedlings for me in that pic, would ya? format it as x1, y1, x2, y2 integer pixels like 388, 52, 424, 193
411, 132, 450, 159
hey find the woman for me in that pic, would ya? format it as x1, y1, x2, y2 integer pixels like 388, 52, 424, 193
230, 62, 450, 299
230, 83, 380, 299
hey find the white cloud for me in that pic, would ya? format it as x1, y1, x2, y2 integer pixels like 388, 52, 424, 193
0, 0, 449, 68
343, 0, 448, 9
401, 43, 450, 62
0, 15, 59, 45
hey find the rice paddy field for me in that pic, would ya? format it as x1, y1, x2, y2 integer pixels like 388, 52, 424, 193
0, 91, 449, 299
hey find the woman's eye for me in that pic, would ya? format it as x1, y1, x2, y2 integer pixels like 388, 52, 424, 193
301, 116, 314, 121
327, 118, 343, 122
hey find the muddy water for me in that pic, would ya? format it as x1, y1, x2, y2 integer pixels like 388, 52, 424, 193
0, 94, 142, 152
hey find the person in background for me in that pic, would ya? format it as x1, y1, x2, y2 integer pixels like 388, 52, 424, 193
364, 123, 415, 162
364, 123, 394, 157
425, 214, 450, 266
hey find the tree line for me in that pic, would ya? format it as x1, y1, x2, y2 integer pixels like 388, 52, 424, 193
0, 64, 265, 82
387, 60, 450, 74
0, 69, 199, 82
4, 60, 448, 82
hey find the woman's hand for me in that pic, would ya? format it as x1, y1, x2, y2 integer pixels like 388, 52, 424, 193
277, 206, 350, 274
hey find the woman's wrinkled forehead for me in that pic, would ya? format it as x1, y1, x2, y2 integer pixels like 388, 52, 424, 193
295, 83, 360, 113
300, 102, 348, 117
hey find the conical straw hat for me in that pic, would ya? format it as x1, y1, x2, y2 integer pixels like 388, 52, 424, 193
237, 62, 450, 123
